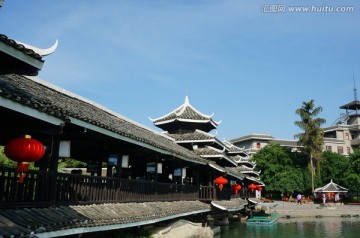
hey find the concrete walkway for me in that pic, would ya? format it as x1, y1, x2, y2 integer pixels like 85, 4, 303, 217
270, 201, 360, 218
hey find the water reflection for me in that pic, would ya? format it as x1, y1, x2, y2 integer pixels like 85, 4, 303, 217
219, 217, 360, 238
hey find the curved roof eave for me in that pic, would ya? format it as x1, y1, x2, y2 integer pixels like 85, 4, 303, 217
15, 39, 58, 56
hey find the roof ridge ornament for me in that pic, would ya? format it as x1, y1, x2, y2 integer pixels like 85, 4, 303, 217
185, 95, 190, 105
14, 39, 58, 56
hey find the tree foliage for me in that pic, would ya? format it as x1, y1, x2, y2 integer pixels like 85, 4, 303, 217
0, 146, 17, 167
251, 144, 310, 195
320, 151, 351, 185
294, 100, 326, 191
58, 158, 87, 171
252, 143, 360, 197
346, 149, 360, 191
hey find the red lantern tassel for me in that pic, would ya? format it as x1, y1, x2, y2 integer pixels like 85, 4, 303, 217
219, 184, 223, 191
16, 162, 29, 183
18, 173, 25, 183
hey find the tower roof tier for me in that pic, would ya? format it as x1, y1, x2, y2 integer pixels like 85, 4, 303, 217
194, 146, 237, 167
150, 96, 220, 133
163, 129, 224, 150
340, 100, 360, 111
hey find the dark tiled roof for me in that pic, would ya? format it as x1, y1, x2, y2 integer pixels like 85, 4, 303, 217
194, 147, 225, 156
156, 106, 210, 122
0, 74, 210, 165
151, 97, 218, 129
195, 147, 237, 167
228, 155, 255, 167
0, 201, 211, 237
340, 100, 360, 110
0, 34, 43, 61
225, 166, 246, 173
164, 130, 222, 146
223, 141, 248, 156
211, 198, 248, 211
225, 166, 260, 177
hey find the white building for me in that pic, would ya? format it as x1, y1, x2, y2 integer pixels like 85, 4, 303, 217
231, 99, 360, 156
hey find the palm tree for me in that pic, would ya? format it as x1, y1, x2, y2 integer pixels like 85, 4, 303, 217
294, 100, 326, 192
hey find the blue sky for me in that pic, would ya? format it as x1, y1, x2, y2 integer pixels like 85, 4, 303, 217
1, 0, 360, 141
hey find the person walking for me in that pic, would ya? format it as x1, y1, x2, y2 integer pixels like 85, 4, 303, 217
322, 193, 326, 204
297, 193, 302, 205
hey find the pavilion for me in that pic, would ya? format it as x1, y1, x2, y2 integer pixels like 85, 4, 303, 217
314, 179, 348, 202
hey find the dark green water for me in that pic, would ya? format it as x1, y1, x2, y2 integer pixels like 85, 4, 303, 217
218, 217, 360, 238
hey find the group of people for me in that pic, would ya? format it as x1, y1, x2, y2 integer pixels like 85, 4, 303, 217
296, 192, 341, 205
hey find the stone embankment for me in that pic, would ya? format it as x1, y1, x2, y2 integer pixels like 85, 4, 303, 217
273, 201, 360, 218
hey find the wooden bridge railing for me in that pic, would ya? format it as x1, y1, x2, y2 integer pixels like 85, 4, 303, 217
0, 167, 255, 208
0, 167, 203, 208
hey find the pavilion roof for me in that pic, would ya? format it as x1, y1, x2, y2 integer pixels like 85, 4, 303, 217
314, 179, 348, 193
150, 96, 220, 133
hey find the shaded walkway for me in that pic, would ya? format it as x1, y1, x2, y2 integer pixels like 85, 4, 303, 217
0, 201, 211, 237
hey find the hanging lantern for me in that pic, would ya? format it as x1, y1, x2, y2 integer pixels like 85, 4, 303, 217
232, 183, 242, 195
256, 185, 263, 191
248, 183, 257, 192
4, 135, 45, 183
214, 176, 227, 191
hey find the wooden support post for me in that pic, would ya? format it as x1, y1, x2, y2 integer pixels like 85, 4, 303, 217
49, 135, 60, 207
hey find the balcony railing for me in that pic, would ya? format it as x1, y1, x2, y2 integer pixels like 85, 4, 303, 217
0, 167, 255, 208
0, 167, 201, 208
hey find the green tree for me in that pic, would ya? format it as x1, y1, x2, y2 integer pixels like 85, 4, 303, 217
251, 144, 309, 195
58, 158, 87, 171
321, 151, 350, 186
347, 149, 360, 191
294, 100, 326, 192
0, 146, 17, 167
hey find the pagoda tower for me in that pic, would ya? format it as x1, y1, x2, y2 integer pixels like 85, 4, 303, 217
151, 96, 264, 190
151, 97, 237, 167
151, 96, 218, 133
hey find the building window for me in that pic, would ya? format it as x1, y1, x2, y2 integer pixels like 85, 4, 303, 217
345, 132, 350, 140
326, 146, 332, 151
256, 142, 261, 149
347, 147, 351, 154
337, 146, 343, 154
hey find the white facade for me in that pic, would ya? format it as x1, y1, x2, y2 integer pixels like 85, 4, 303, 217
231, 101, 360, 156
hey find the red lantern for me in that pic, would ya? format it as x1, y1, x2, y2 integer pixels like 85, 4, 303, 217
214, 176, 227, 191
232, 183, 242, 195
248, 183, 257, 192
4, 135, 45, 183
256, 185, 262, 191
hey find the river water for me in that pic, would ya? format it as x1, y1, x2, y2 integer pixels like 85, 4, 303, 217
218, 217, 360, 238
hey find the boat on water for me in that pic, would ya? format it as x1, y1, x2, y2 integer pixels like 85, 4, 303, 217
246, 211, 280, 225
246, 202, 279, 225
